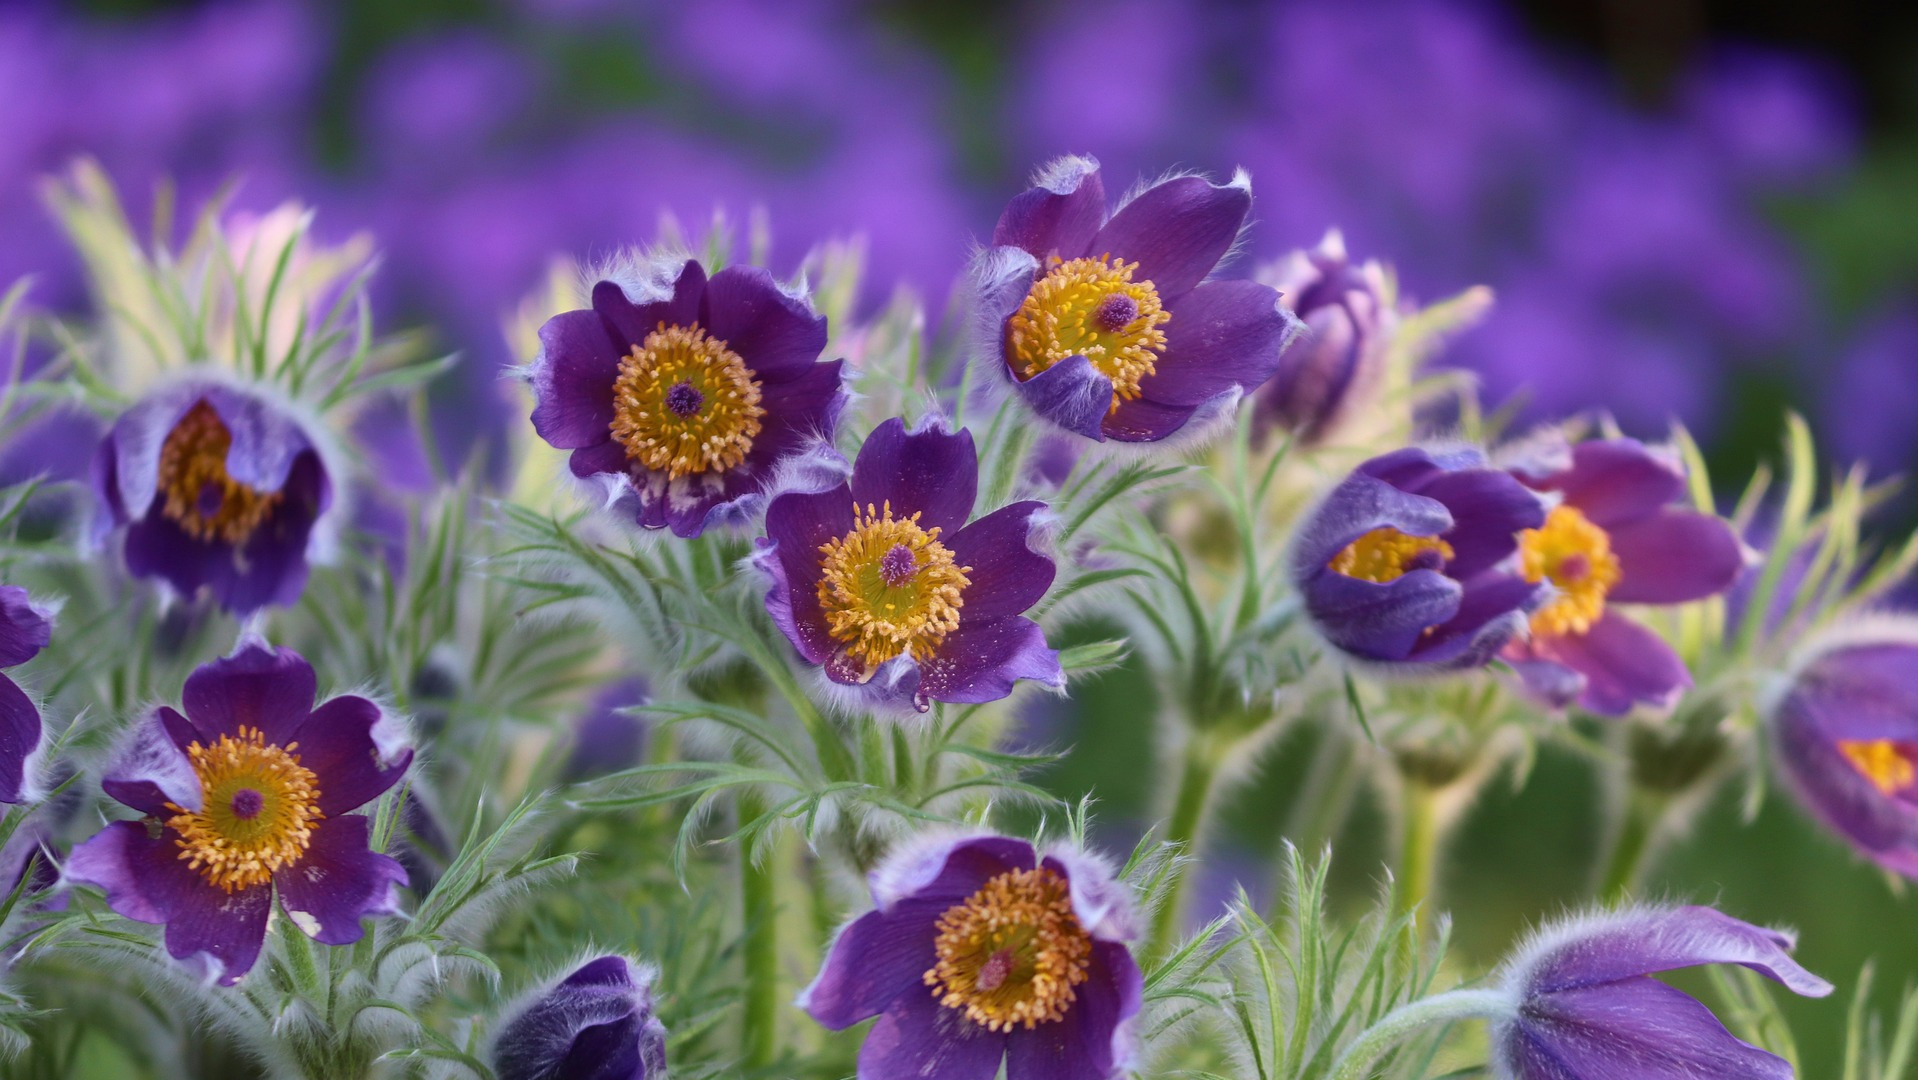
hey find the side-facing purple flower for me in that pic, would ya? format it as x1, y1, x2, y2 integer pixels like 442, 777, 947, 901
971, 156, 1297, 444
1492, 905, 1832, 1079
66, 643, 411, 985
528, 257, 847, 538
1294, 445, 1546, 671
93, 381, 333, 613
801, 831, 1142, 1080
1252, 230, 1394, 446
492, 955, 667, 1080
1501, 438, 1746, 715
0, 586, 51, 805
1769, 624, 1918, 878
756, 416, 1063, 712
561, 676, 650, 782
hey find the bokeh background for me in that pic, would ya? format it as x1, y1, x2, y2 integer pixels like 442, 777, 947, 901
3, 0, 1916, 1066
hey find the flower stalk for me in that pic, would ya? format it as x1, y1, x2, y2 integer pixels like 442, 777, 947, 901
1326, 988, 1512, 1080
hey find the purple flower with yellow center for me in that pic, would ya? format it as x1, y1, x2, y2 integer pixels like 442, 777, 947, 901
528, 258, 847, 538
66, 643, 411, 985
971, 156, 1297, 443
93, 382, 334, 614
1294, 445, 1547, 671
491, 955, 667, 1080
0, 586, 52, 805
801, 832, 1142, 1080
1252, 230, 1394, 446
1769, 627, 1918, 878
756, 417, 1063, 712
1500, 438, 1746, 715
1491, 905, 1832, 1079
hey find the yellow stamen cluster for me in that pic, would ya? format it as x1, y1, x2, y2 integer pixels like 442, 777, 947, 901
1838, 739, 1916, 797
165, 726, 323, 893
1007, 255, 1170, 407
609, 323, 764, 479
1329, 528, 1455, 583
156, 400, 284, 544
1517, 504, 1623, 637
924, 867, 1093, 1032
816, 502, 971, 670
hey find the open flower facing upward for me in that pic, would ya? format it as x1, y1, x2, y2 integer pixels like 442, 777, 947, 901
1501, 438, 1746, 715
93, 382, 334, 614
0, 586, 52, 804
1252, 230, 1395, 446
492, 956, 667, 1080
801, 832, 1142, 1080
66, 643, 411, 985
756, 417, 1063, 712
971, 156, 1298, 443
528, 257, 847, 538
1294, 446, 1547, 671
1492, 905, 1832, 1079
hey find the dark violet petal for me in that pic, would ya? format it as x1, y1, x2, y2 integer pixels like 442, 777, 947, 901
66, 820, 271, 985
1013, 353, 1115, 441
850, 418, 978, 536
1534, 612, 1691, 716
592, 262, 706, 350
1527, 906, 1831, 997
181, 644, 317, 747
1291, 470, 1456, 580
0, 586, 52, 668
1101, 393, 1202, 443
759, 485, 855, 665
569, 440, 629, 480
291, 695, 412, 814
1304, 569, 1463, 663
1414, 573, 1542, 668
200, 385, 316, 495
993, 157, 1106, 260
1416, 469, 1546, 578
869, 833, 1039, 911
1506, 976, 1793, 1080
494, 956, 660, 1080
1771, 652, 1918, 877
698, 265, 828, 379
1607, 509, 1745, 604
1089, 174, 1250, 297
123, 453, 326, 614
0, 675, 38, 804
530, 308, 623, 450
857, 983, 1005, 1080
947, 501, 1055, 619
274, 815, 407, 946
1145, 280, 1289, 408
1004, 940, 1141, 1080
802, 903, 947, 1030
1539, 439, 1688, 528
915, 616, 1063, 707
101, 708, 200, 816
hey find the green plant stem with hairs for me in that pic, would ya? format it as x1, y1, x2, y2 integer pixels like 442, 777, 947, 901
738, 791, 782, 1072
1145, 729, 1224, 960
1394, 776, 1444, 931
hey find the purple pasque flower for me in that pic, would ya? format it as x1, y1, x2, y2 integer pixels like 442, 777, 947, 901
756, 416, 1063, 713
0, 586, 52, 804
1293, 445, 1546, 671
1500, 437, 1746, 716
66, 643, 411, 985
971, 156, 1297, 444
492, 955, 667, 1080
801, 831, 1142, 1080
1251, 230, 1395, 446
93, 380, 333, 614
1492, 905, 1832, 1079
528, 256, 847, 538
1768, 625, 1918, 878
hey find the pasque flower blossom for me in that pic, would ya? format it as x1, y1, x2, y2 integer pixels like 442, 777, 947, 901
67, 643, 411, 984
1252, 230, 1395, 446
492, 955, 667, 1080
1501, 437, 1745, 715
0, 586, 52, 804
1294, 445, 1546, 670
971, 156, 1298, 443
528, 257, 847, 538
801, 832, 1142, 1080
757, 416, 1063, 712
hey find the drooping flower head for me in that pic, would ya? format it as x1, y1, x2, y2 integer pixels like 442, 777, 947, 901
67, 643, 411, 985
1252, 230, 1395, 446
0, 586, 52, 804
756, 416, 1063, 712
1769, 622, 1918, 878
1491, 905, 1832, 1079
1501, 437, 1746, 715
491, 955, 667, 1080
971, 156, 1298, 443
93, 381, 334, 614
528, 257, 847, 538
1294, 445, 1547, 671
801, 832, 1142, 1080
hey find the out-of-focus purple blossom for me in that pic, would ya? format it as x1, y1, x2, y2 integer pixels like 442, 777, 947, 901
1681, 48, 1857, 189
1252, 231, 1394, 446
492, 955, 667, 1080
0, 586, 51, 805
1825, 308, 1918, 474
360, 31, 535, 173
1010, 0, 1207, 169
563, 677, 651, 782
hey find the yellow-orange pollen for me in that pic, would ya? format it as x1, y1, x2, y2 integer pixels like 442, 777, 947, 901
1329, 527, 1456, 583
816, 502, 972, 670
608, 323, 764, 480
164, 726, 322, 894
156, 400, 284, 544
1517, 504, 1623, 637
924, 867, 1093, 1032
1007, 254, 1170, 409
1838, 739, 1916, 798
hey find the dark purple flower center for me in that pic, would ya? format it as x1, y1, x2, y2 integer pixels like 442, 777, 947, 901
878, 543, 920, 587
229, 788, 264, 820
1404, 547, 1447, 573
664, 380, 706, 418
1092, 292, 1139, 333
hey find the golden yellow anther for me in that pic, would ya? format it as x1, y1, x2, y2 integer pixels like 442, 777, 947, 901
165, 726, 323, 893
156, 400, 285, 544
1839, 739, 1916, 798
924, 867, 1093, 1032
1329, 528, 1456, 584
609, 323, 764, 479
1007, 255, 1170, 408
1517, 504, 1623, 637
816, 502, 971, 670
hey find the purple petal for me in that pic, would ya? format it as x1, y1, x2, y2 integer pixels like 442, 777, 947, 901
591, 262, 706, 351
849, 418, 977, 536
1506, 654, 1588, 711
759, 485, 855, 666
1415, 573, 1543, 668
1012, 353, 1115, 441
869, 833, 1039, 910
0, 586, 52, 668
569, 440, 630, 481
66, 820, 271, 985
1303, 570, 1464, 663
1089, 174, 1250, 297
1293, 467, 1457, 573
0, 676, 39, 804
121, 452, 327, 614
1531, 612, 1691, 716
1607, 509, 1745, 604
1504, 976, 1794, 1080
1004, 940, 1141, 1080
698, 265, 827, 380
274, 815, 407, 946
1525, 906, 1832, 997
199, 385, 317, 495
802, 903, 947, 1030
180, 644, 317, 747
857, 983, 1005, 1080
529, 308, 622, 450
290, 696, 412, 815
1042, 850, 1137, 943
1144, 280, 1290, 408
1101, 393, 1203, 443
915, 616, 1064, 706
496, 956, 663, 1080
1414, 469, 1546, 578
993, 157, 1106, 260
947, 502, 1055, 620
1537, 439, 1688, 529
101, 708, 201, 816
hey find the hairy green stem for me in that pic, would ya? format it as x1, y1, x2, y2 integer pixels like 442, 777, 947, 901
1597, 786, 1668, 904
1326, 988, 1513, 1080
1147, 733, 1221, 960
739, 793, 781, 1072
1393, 778, 1443, 931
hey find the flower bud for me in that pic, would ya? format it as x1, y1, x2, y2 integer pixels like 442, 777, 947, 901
1253, 230, 1392, 445
492, 956, 667, 1080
